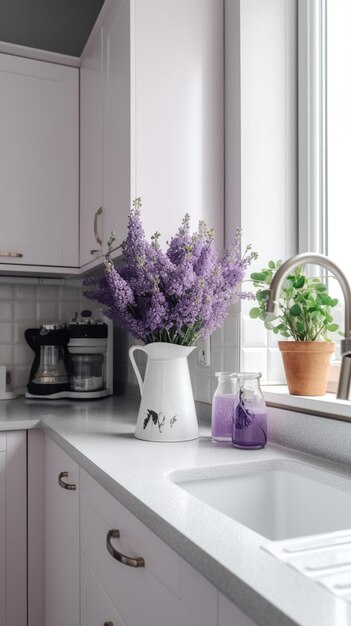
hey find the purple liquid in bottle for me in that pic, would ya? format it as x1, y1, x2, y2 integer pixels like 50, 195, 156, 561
211, 394, 235, 441
232, 404, 267, 449
232, 373, 267, 449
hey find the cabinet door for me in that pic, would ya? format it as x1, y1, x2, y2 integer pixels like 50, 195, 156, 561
103, 0, 131, 252
218, 592, 258, 626
45, 436, 79, 626
80, 468, 183, 626
80, 26, 104, 267
81, 554, 126, 626
0, 54, 79, 268
0, 436, 5, 626
0, 431, 27, 626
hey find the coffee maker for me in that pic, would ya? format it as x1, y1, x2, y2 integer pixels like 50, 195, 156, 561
25, 318, 113, 399
25, 324, 71, 396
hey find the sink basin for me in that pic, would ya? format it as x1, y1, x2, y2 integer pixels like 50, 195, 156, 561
170, 460, 351, 541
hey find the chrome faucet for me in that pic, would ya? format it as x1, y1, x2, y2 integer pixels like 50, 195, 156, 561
266, 253, 351, 400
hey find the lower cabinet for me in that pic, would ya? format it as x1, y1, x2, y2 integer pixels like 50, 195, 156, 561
80, 468, 218, 626
218, 593, 257, 626
81, 555, 126, 626
44, 436, 80, 626
43, 436, 258, 626
0, 431, 27, 626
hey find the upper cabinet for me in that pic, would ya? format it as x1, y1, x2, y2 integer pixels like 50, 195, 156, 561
80, 27, 104, 268
80, 0, 224, 267
0, 54, 79, 270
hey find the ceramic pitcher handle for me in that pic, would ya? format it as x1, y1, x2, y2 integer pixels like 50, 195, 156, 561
128, 346, 147, 396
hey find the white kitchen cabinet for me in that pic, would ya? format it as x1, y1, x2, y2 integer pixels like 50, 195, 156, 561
218, 592, 258, 626
0, 431, 27, 626
81, 554, 126, 626
44, 436, 80, 626
102, 0, 131, 251
41, 438, 256, 626
79, 0, 224, 266
80, 467, 218, 626
0, 53, 79, 269
80, 25, 104, 267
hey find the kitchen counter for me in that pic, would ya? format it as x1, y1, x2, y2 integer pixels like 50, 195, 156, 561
1, 395, 351, 626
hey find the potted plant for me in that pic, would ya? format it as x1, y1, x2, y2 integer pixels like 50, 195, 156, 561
249, 260, 339, 396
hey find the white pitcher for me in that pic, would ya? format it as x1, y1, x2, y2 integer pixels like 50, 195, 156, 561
129, 342, 199, 442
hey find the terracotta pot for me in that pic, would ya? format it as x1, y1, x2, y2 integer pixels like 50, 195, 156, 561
278, 341, 336, 396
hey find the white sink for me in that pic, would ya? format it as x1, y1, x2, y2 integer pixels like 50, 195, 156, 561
170, 460, 351, 541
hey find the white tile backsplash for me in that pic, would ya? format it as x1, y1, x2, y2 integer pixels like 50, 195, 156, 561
0, 302, 13, 321
241, 347, 267, 380
0, 323, 13, 343
0, 345, 13, 365
196, 374, 212, 404
0, 285, 13, 299
14, 285, 37, 300
223, 315, 239, 347
267, 347, 286, 384
15, 301, 37, 321
0, 280, 84, 394
37, 300, 60, 322
242, 314, 267, 348
37, 285, 59, 301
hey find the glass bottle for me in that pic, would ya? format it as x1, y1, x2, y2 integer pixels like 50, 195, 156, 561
232, 372, 267, 449
211, 372, 236, 442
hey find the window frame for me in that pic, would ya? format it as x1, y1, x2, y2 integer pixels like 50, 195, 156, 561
298, 0, 327, 255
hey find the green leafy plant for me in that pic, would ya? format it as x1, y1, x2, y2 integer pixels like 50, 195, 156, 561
249, 260, 340, 341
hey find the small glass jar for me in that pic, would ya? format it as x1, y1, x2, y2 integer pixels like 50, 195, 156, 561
232, 372, 267, 449
211, 372, 236, 442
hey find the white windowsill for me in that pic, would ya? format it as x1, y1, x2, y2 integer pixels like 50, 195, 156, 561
262, 385, 351, 422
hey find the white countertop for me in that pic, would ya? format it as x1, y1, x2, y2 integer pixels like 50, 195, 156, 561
1, 395, 351, 626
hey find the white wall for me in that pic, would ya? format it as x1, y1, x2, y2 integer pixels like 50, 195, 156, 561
126, 0, 298, 402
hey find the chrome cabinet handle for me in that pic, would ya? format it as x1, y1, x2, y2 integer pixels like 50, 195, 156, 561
0, 251, 23, 258
90, 248, 100, 255
106, 529, 145, 568
94, 206, 103, 245
58, 471, 76, 491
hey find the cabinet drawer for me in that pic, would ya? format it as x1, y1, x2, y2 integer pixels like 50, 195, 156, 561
80, 469, 182, 626
81, 554, 126, 626
80, 469, 217, 626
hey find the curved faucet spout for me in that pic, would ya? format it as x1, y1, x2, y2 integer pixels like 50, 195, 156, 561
266, 252, 351, 400
266, 253, 351, 339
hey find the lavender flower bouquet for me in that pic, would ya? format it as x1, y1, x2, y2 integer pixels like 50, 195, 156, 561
84, 199, 257, 346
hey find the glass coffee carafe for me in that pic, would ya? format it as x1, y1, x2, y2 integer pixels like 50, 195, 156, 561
34, 345, 69, 385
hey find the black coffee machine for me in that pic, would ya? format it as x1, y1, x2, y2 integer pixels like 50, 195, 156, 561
25, 324, 71, 396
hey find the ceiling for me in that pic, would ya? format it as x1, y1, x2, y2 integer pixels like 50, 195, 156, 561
0, 0, 105, 57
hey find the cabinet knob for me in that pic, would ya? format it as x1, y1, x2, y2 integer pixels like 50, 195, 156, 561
106, 529, 145, 568
94, 206, 103, 246
58, 471, 77, 491
0, 251, 23, 258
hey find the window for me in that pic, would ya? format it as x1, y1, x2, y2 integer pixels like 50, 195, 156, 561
299, 0, 351, 356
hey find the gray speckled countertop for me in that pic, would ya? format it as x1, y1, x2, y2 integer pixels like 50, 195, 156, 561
1, 395, 351, 626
